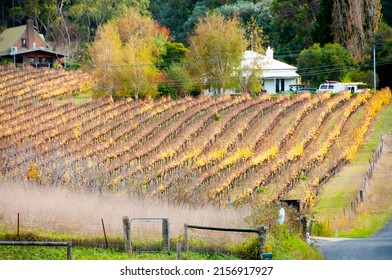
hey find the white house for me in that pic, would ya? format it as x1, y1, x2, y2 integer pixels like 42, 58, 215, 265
241, 47, 299, 94
204, 47, 300, 95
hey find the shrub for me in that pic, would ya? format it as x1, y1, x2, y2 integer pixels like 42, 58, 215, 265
312, 221, 335, 237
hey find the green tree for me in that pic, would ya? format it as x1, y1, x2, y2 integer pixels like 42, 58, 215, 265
297, 43, 356, 86
215, 0, 272, 52
186, 13, 247, 94
343, 69, 377, 88
149, 0, 197, 43
311, 0, 333, 45
381, 0, 392, 25
269, 0, 318, 64
373, 23, 392, 88
159, 41, 189, 69
149, 0, 237, 44
162, 63, 196, 98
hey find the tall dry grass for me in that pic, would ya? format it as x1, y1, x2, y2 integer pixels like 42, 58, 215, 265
359, 135, 392, 213
329, 135, 392, 234
0, 181, 250, 239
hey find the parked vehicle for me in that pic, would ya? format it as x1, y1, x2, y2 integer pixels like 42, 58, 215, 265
298, 87, 317, 94
283, 84, 317, 94
318, 81, 365, 93
281, 84, 305, 94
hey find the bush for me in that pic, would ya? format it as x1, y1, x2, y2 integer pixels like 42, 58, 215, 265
312, 221, 335, 237
228, 237, 260, 259
65, 60, 81, 69
157, 82, 177, 99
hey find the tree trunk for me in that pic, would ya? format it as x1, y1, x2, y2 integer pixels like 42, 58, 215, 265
332, 0, 381, 60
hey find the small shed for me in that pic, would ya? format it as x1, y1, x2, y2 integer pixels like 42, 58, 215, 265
0, 19, 66, 67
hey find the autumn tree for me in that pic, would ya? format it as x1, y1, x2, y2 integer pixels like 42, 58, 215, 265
88, 9, 167, 100
186, 13, 248, 94
237, 54, 263, 95
88, 21, 123, 100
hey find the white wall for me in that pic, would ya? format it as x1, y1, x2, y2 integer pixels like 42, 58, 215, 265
263, 78, 298, 94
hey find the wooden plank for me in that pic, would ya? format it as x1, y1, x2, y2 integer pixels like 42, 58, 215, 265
0, 241, 72, 260
186, 224, 259, 233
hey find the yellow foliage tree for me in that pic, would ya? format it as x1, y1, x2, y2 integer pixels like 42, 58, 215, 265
88, 9, 167, 100
88, 22, 123, 100
187, 13, 248, 94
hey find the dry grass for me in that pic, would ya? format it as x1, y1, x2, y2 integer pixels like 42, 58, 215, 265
0, 181, 250, 239
348, 135, 392, 232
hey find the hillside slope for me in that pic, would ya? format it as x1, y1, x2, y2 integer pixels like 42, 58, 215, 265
0, 69, 391, 210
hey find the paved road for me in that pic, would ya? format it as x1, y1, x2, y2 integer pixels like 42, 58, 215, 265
315, 219, 392, 260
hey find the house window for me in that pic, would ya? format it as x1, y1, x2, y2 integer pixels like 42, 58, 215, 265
21, 38, 27, 47
275, 79, 280, 93
281, 79, 285, 92
29, 57, 35, 65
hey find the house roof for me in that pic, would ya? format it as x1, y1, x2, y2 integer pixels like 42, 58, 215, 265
242, 48, 299, 79
0, 25, 26, 53
0, 24, 51, 55
0, 48, 67, 58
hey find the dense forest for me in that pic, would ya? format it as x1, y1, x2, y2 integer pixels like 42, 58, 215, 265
0, 0, 391, 88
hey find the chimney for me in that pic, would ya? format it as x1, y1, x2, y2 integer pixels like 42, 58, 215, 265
266, 46, 274, 60
27, 19, 35, 49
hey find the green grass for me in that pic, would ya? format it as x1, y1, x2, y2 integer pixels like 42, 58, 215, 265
264, 224, 323, 260
0, 245, 241, 260
72, 91, 93, 103
343, 212, 392, 238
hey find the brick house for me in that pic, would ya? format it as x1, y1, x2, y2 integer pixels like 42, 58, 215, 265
0, 19, 66, 67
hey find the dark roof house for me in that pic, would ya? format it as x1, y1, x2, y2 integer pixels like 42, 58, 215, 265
0, 20, 66, 67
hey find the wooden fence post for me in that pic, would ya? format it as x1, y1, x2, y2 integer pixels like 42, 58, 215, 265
176, 243, 182, 260
257, 225, 267, 258
184, 224, 189, 252
101, 218, 108, 249
162, 218, 170, 253
300, 216, 307, 239
67, 241, 72, 260
17, 213, 20, 239
123, 216, 131, 253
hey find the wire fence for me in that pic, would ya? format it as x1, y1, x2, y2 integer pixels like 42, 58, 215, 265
334, 134, 391, 229
0, 213, 258, 255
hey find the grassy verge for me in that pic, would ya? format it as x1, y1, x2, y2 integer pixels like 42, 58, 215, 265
313, 102, 392, 237
0, 245, 241, 260
0, 223, 323, 260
